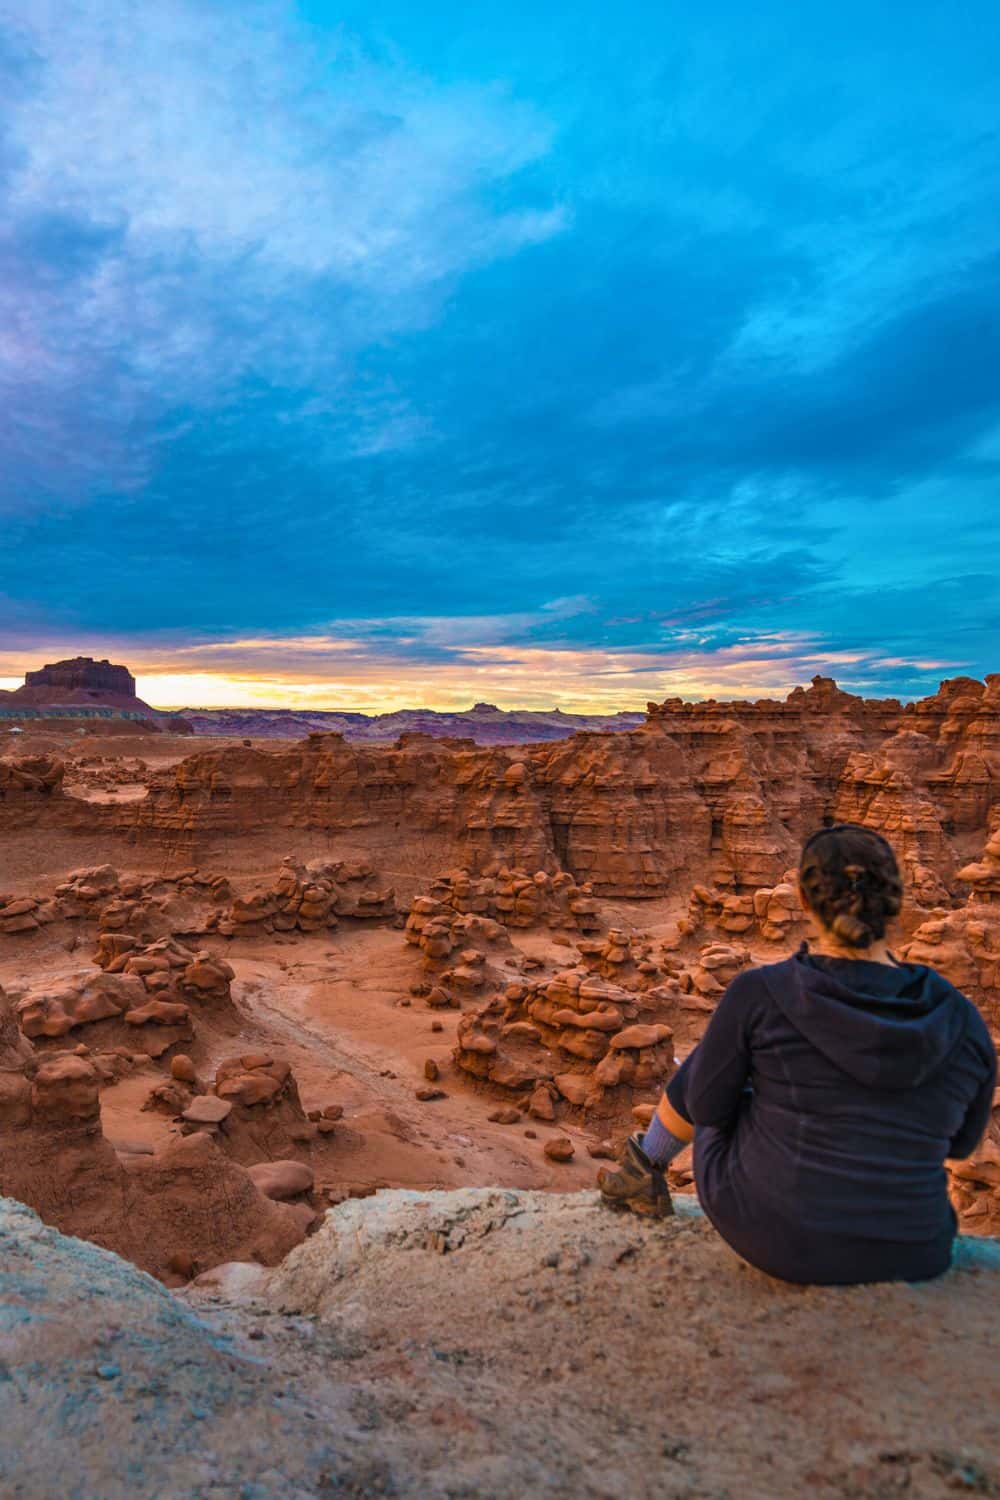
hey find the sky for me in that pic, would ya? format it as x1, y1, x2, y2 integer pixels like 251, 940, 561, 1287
1, 0, 999, 711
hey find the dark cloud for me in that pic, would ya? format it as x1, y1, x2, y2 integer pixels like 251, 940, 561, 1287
705, 266, 1000, 480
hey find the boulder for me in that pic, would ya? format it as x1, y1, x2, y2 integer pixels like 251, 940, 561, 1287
248, 1160, 315, 1201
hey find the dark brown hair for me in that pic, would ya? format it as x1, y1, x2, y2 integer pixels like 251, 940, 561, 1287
798, 823, 903, 948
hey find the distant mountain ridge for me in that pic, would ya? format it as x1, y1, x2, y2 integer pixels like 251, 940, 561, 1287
180, 701, 647, 743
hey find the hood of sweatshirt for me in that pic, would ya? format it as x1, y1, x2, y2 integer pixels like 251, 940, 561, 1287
760, 951, 970, 1090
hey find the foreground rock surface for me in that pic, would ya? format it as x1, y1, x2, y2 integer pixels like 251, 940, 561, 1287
4, 1188, 998, 1499
0, 1197, 383, 1498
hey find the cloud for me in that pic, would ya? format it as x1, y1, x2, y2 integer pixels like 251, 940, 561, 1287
1, 0, 999, 704
0, 0, 566, 507
0, 621, 964, 714
4, 1, 561, 276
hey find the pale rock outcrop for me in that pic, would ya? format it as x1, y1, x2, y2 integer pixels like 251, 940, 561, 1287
8, 1187, 1000, 1499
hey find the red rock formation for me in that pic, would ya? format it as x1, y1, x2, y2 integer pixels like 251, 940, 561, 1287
206, 1054, 316, 1165
948, 1100, 1000, 1235
0, 865, 234, 946
12, 937, 237, 1063
6, 656, 191, 729
404, 867, 600, 945
957, 827, 1000, 904
902, 920, 1000, 1036
454, 961, 676, 1121
683, 874, 806, 947
224, 855, 395, 935
0, 985, 305, 1278
0, 753, 65, 815
24, 657, 137, 697
900, 816, 1000, 1033
116, 676, 999, 908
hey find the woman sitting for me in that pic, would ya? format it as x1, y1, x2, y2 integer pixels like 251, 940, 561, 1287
598, 823, 997, 1285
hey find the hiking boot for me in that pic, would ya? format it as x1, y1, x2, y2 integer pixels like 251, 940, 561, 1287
597, 1133, 674, 1218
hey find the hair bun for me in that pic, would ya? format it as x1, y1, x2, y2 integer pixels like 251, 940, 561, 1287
831, 912, 872, 946
799, 824, 902, 949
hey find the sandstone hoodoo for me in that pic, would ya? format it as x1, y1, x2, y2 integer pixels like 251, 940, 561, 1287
0, 984, 307, 1279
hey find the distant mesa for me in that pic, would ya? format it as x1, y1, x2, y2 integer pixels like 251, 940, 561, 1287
0, 657, 191, 733
24, 657, 136, 697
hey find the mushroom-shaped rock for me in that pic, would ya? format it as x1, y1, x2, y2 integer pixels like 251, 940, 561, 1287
552, 1006, 622, 1032
181, 953, 235, 1001
0, 912, 39, 934
554, 1073, 591, 1106
461, 1033, 497, 1056
502, 1021, 541, 1042
528, 1084, 557, 1121
950, 1139, 1000, 1190
0, 897, 39, 919
17, 972, 145, 1039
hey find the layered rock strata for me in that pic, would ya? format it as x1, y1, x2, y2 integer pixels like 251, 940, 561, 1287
114, 676, 1000, 905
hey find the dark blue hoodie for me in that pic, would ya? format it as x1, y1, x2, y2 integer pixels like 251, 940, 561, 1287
666, 951, 997, 1285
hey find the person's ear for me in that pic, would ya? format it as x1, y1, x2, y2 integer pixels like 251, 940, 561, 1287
797, 879, 811, 916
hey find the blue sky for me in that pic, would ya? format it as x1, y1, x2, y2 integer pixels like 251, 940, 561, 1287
1, 0, 998, 708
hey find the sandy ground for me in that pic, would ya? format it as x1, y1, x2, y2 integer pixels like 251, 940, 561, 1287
0, 918, 621, 1199
100, 923, 634, 1196
226, 927, 607, 1192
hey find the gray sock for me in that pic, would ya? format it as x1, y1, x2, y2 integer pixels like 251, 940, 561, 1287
641, 1113, 689, 1167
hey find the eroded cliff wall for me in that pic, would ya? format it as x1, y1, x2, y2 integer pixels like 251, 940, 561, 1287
115, 674, 999, 900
